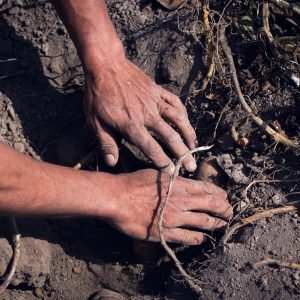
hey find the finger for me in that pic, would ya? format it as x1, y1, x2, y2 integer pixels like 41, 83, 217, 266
127, 125, 175, 174
185, 179, 228, 198
161, 105, 197, 149
178, 212, 227, 231
164, 228, 207, 245
93, 121, 119, 166
149, 120, 197, 172
159, 87, 187, 113
183, 193, 233, 220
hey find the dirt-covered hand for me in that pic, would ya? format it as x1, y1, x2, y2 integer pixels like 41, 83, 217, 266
109, 169, 233, 245
84, 58, 198, 174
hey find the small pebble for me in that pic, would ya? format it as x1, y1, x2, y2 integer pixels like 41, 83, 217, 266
292, 271, 300, 281
34, 287, 43, 298
13, 142, 25, 153
239, 201, 247, 210
72, 266, 81, 274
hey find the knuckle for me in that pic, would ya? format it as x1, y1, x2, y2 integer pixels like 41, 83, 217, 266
123, 119, 144, 137
144, 108, 160, 124
162, 210, 177, 228
208, 195, 221, 211
146, 141, 161, 157
124, 120, 138, 135
176, 102, 187, 114
198, 214, 211, 227
189, 181, 200, 193
166, 131, 181, 144
99, 140, 115, 152
203, 181, 224, 196
174, 112, 188, 124
221, 189, 228, 200
173, 95, 181, 104
182, 231, 190, 245
180, 104, 187, 113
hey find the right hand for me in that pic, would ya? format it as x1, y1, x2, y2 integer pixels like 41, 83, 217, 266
109, 169, 233, 245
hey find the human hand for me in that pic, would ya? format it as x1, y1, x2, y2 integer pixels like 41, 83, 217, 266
84, 58, 198, 174
109, 169, 233, 245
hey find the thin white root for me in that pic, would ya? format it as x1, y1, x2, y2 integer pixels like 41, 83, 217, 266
0, 218, 21, 294
158, 145, 213, 294
253, 257, 300, 270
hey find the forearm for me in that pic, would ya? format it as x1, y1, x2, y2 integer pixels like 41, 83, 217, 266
0, 143, 116, 218
51, 0, 125, 71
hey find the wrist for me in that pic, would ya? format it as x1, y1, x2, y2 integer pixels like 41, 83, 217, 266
79, 38, 125, 74
88, 172, 122, 220
93, 173, 129, 223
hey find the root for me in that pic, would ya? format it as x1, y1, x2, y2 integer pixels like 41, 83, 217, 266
221, 200, 300, 245
73, 149, 97, 170
270, 0, 300, 16
199, 2, 215, 91
253, 257, 300, 270
0, 218, 21, 294
262, 1, 274, 44
219, 26, 300, 154
158, 145, 212, 294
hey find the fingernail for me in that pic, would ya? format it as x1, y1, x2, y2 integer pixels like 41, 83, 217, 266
105, 154, 115, 166
195, 139, 199, 147
218, 220, 227, 229
188, 160, 197, 172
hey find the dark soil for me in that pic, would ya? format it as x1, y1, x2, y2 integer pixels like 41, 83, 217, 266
0, 0, 299, 299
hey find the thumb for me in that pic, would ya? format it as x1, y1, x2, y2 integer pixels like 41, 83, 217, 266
94, 121, 119, 167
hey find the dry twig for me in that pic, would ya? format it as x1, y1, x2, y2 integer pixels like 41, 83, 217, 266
221, 200, 300, 245
158, 145, 212, 294
253, 257, 300, 270
0, 218, 21, 294
219, 26, 300, 154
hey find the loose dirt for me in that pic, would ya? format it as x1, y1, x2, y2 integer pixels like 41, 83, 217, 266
0, 1, 299, 299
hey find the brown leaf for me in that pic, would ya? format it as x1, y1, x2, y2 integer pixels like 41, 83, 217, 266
156, 0, 185, 10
